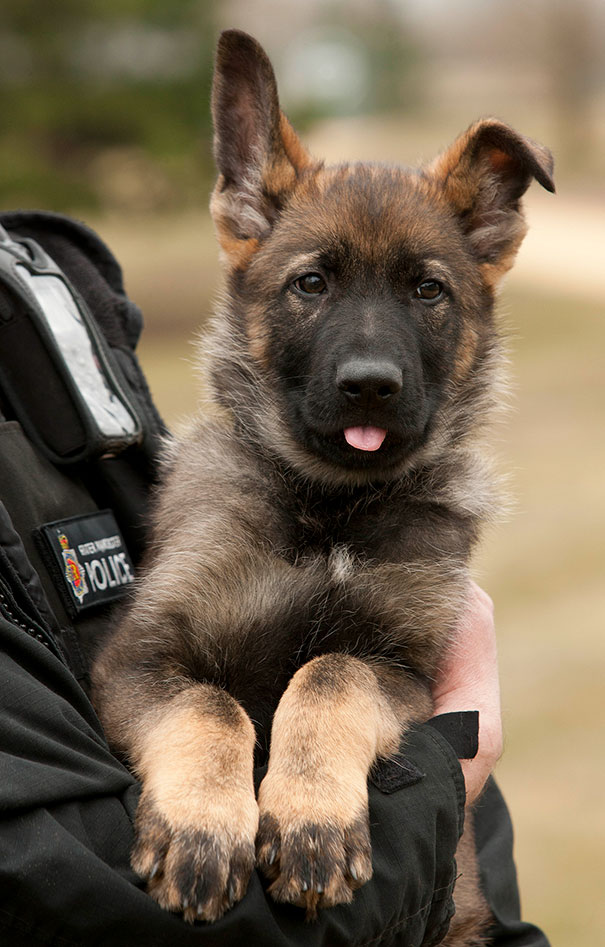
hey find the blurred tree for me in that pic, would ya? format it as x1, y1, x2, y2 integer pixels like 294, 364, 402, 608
357, 0, 423, 114
0, 0, 218, 211
321, 0, 422, 115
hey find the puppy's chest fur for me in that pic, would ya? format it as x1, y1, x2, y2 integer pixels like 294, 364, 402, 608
221, 469, 468, 714
228, 492, 457, 758
276, 473, 473, 588
284, 484, 400, 561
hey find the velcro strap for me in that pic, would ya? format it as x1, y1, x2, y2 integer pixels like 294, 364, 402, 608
427, 711, 479, 760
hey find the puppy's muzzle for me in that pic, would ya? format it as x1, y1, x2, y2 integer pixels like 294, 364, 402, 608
336, 359, 403, 409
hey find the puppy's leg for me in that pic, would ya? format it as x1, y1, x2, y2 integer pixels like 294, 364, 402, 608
256, 653, 429, 916
129, 684, 258, 923
93, 511, 327, 921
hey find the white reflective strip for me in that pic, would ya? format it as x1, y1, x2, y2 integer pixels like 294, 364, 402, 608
15, 265, 137, 439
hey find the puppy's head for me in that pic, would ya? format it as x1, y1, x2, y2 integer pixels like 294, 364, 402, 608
208, 30, 554, 486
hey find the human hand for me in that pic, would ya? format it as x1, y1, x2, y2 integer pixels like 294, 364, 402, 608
432, 582, 503, 806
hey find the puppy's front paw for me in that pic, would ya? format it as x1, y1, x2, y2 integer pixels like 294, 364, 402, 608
132, 789, 258, 922
256, 773, 372, 918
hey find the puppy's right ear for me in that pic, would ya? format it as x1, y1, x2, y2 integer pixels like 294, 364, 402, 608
211, 30, 315, 267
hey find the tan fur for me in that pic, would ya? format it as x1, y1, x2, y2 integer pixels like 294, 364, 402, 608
262, 655, 404, 798
278, 112, 316, 174
257, 654, 418, 915
211, 209, 259, 270
452, 323, 481, 384
130, 685, 258, 923
133, 687, 256, 798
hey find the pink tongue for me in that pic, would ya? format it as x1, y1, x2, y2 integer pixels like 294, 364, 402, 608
344, 426, 387, 451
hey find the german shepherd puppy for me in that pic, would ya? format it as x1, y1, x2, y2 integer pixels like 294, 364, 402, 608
92, 29, 554, 942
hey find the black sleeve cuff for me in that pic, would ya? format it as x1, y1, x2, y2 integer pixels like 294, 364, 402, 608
428, 711, 480, 760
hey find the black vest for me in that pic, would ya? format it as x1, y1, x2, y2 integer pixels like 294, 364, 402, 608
0, 211, 166, 687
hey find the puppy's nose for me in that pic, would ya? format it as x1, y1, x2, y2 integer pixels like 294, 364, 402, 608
336, 359, 402, 407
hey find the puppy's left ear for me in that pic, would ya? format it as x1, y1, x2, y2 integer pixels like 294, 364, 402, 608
427, 119, 554, 285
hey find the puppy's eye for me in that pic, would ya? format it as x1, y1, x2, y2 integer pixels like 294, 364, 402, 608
293, 273, 327, 296
415, 280, 444, 302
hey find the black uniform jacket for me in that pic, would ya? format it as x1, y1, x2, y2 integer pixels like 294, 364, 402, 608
0, 212, 549, 946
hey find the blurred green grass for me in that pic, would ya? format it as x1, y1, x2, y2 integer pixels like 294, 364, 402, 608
102, 212, 604, 946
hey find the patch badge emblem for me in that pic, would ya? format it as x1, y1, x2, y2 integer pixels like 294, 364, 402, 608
35, 509, 135, 617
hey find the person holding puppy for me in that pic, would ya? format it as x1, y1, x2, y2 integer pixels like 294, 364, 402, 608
0, 214, 546, 939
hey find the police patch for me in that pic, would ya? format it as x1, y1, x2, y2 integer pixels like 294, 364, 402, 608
35, 510, 135, 616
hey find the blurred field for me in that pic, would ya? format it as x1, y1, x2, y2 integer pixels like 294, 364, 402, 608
91, 190, 604, 946
3, 1, 603, 941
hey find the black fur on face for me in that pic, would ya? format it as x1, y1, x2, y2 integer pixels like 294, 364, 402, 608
222, 164, 491, 481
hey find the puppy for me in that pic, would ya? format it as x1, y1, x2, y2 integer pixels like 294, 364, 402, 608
92, 29, 554, 943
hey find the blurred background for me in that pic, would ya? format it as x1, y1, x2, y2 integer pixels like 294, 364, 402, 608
2, 1, 603, 942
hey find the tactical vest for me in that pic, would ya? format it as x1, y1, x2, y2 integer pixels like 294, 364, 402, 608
0, 211, 166, 688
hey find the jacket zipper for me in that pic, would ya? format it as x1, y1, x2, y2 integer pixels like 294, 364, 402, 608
0, 580, 66, 663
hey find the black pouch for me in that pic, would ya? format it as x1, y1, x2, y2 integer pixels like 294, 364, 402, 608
0, 222, 142, 464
